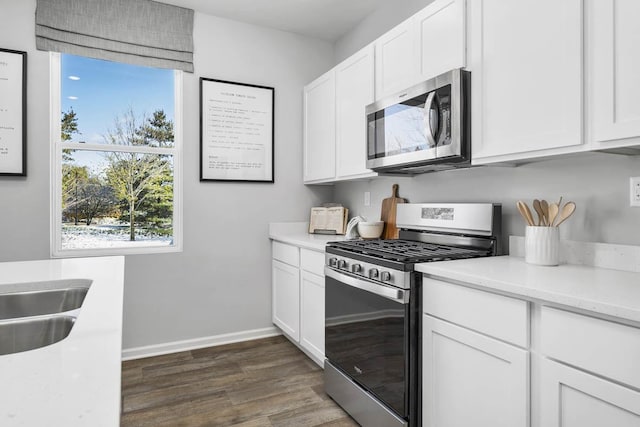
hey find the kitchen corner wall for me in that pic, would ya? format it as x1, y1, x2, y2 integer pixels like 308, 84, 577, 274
0, 1, 334, 351
333, 0, 640, 249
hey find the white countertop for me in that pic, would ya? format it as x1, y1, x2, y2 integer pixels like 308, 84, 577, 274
416, 255, 640, 324
0, 256, 125, 426
269, 222, 346, 251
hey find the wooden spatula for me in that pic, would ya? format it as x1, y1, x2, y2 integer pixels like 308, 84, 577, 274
380, 184, 407, 239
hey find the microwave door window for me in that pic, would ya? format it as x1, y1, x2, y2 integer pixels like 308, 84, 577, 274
383, 98, 433, 156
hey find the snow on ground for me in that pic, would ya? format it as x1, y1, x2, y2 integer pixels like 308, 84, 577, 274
61, 224, 172, 250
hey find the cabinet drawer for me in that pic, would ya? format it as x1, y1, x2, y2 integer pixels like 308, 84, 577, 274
272, 241, 300, 267
541, 306, 640, 389
300, 248, 325, 276
423, 277, 529, 347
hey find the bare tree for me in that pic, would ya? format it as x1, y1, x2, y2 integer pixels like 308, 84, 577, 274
104, 109, 171, 241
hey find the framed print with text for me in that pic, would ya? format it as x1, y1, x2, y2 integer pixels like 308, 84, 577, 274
0, 48, 26, 176
200, 78, 274, 182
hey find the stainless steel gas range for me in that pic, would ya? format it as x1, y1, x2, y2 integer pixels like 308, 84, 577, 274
323, 203, 502, 427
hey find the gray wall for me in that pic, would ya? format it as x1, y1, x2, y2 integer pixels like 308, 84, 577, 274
0, 1, 334, 350
333, 155, 640, 251
333, 3, 640, 248
335, 0, 434, 63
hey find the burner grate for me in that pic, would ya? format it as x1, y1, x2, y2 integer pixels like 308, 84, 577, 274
328, 239, 490, 263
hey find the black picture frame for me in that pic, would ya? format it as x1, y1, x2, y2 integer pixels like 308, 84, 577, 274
199, 78, 274, 183
0, 48, 27, 177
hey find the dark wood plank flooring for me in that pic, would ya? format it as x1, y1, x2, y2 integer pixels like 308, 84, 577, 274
121, 335, 358, 427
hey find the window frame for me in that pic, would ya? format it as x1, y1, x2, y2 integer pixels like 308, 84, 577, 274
50, 52, 183, 257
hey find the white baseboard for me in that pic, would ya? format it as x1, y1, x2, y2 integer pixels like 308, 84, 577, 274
121, 326, 282, 361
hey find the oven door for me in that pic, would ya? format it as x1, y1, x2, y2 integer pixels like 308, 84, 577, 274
324, 267, 410, 418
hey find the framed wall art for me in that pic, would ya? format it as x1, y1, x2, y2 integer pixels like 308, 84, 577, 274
200, 78, 274, 183
0, 48, 27, 176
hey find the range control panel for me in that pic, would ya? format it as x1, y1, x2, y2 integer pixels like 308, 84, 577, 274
325, 254, 411, 290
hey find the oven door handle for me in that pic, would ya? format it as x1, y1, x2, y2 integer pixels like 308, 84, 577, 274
325, 267, 409, 304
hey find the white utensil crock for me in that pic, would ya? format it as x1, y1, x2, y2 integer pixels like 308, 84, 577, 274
525, 226, 559, 266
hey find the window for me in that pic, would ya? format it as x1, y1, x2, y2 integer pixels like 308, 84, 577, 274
51, 53, 182, 256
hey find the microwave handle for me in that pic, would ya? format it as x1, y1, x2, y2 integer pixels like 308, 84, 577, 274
424, 91, 438, 148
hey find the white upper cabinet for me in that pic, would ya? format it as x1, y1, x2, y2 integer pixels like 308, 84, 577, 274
414, 0, 466, 82
303, 70, 336, 182
335, 45, 376, 180
375, 0, 466, 100
470, 0, 585, 163
589, 0, 640, 149
375, 19, 419, 99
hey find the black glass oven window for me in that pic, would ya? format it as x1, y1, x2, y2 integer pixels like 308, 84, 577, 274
325, 276, 409, 417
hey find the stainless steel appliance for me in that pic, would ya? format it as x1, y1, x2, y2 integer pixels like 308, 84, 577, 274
324, 203, 502, 427
366, 69, 470, 174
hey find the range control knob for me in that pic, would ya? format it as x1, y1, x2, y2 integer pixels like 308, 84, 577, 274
338, 259, 347, 270
380, 271, 391, 282
352, 264, 362, 274
329, 258, 338, 267
369, 268, 379, 279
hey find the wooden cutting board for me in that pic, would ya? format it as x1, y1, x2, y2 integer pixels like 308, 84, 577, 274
381, 184, 407, 239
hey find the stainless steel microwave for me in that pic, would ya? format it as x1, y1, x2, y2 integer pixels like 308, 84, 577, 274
366, 69, 470, 174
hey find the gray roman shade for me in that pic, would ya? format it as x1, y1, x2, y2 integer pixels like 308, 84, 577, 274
36, 0, 194, 72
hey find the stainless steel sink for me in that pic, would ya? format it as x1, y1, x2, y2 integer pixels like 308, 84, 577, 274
0, 287, 88, 320
0, 316, 76, 355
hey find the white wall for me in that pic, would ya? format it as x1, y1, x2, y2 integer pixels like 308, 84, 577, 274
0, 1, 334, 351
332, 0, 640, 249
334, 0, 434, 63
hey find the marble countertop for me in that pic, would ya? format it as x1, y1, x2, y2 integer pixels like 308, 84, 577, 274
0, 256, 125, 426
416, 255, 640, 324
269, 222, 346, 251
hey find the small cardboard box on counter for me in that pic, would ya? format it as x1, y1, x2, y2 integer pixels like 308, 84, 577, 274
309, 206, 348, 235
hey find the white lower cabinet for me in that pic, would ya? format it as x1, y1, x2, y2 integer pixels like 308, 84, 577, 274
422, 283, 529, 427
271, 241, 326, 366
423, 315, 529, 427
423, 276, 640, 427
272, 259, 300, 341
540, 358, 640, 427
300, 270, 325, 364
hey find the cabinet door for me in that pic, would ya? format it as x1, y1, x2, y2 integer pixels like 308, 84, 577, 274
335, 45, 376, 180
540, 358, 640, 427
470, 0, 584, 162
300, 270, 325, 365
272, 259, 300, 341
375, 19, 419, 99
414, 0, 466, 81
423, 315, 529, 427
303, 70, 335, 182
590, 0, 640, 148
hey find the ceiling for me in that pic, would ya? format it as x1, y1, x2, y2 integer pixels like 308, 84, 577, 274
158, 0, 385, 42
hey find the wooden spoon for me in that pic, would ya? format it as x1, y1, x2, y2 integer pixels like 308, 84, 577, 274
540, 200, 549, 226
548, 203, 559, 227
554, 202, 576, 227
516, 201, 535, 226
533, 199, 545, 226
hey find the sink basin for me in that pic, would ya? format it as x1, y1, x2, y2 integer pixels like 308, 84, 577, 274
0, 316, 76, 355
0, 287, 88, 320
